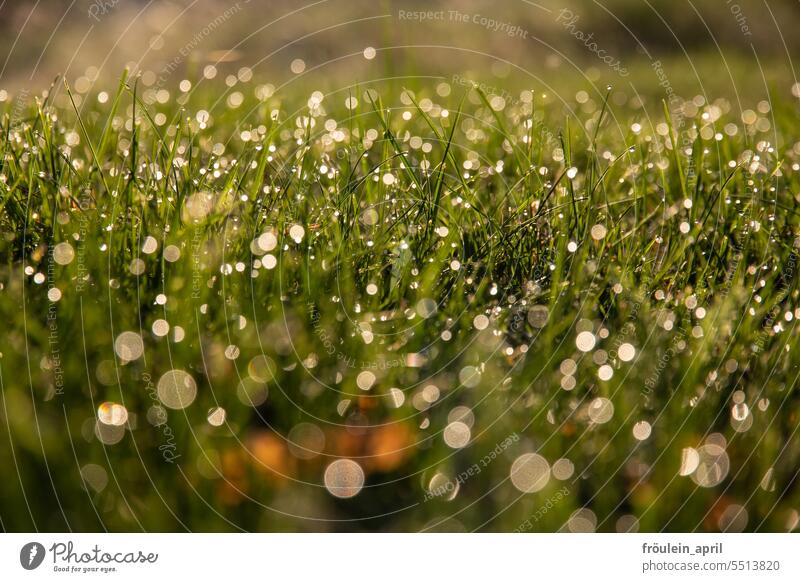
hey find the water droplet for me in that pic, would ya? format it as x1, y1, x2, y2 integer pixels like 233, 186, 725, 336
576, 331, 596, 352
324, 459, 364, 498
416, 298, 437, 318
97, 402, 128, 426
588, 397, 614, 424
632, 421, 652, 441
157, 370, 197, 409
510, 453, 550, 493
527, 305, 549, 328
114, 331, 144, 361
690, 444, 729, 487
289, 224, 305, 243
288, 423, 326, 459
552, 458, 574, 480
207, 407, 226, 426
458, 365, 481, 388
356, 370, 376, 390
618, 343, 636, 362
443, 421, 471, 449
590, 224, 607, 241
53, 242, 75, 265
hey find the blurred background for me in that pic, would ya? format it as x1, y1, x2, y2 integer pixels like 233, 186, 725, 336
1, 0, 798, 97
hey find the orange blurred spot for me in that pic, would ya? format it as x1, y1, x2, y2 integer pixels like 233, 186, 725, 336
366, 423, 413, 473
358, 395, 378, 410
248, 430, 295, 483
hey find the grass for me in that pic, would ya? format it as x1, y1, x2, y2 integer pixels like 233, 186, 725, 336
0, 69, 799, 532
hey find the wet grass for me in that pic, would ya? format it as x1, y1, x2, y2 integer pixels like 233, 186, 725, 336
0, 71, 799, 532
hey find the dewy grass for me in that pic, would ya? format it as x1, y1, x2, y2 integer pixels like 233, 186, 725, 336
0, 72, 798, 532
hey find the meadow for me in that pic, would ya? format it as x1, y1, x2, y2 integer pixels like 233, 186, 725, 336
0, 61, 799, 532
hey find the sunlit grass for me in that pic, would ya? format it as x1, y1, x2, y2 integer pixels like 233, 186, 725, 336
0, 70, 799, 532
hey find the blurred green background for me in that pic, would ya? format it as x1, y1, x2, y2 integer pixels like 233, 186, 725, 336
1, 0, 798, 95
